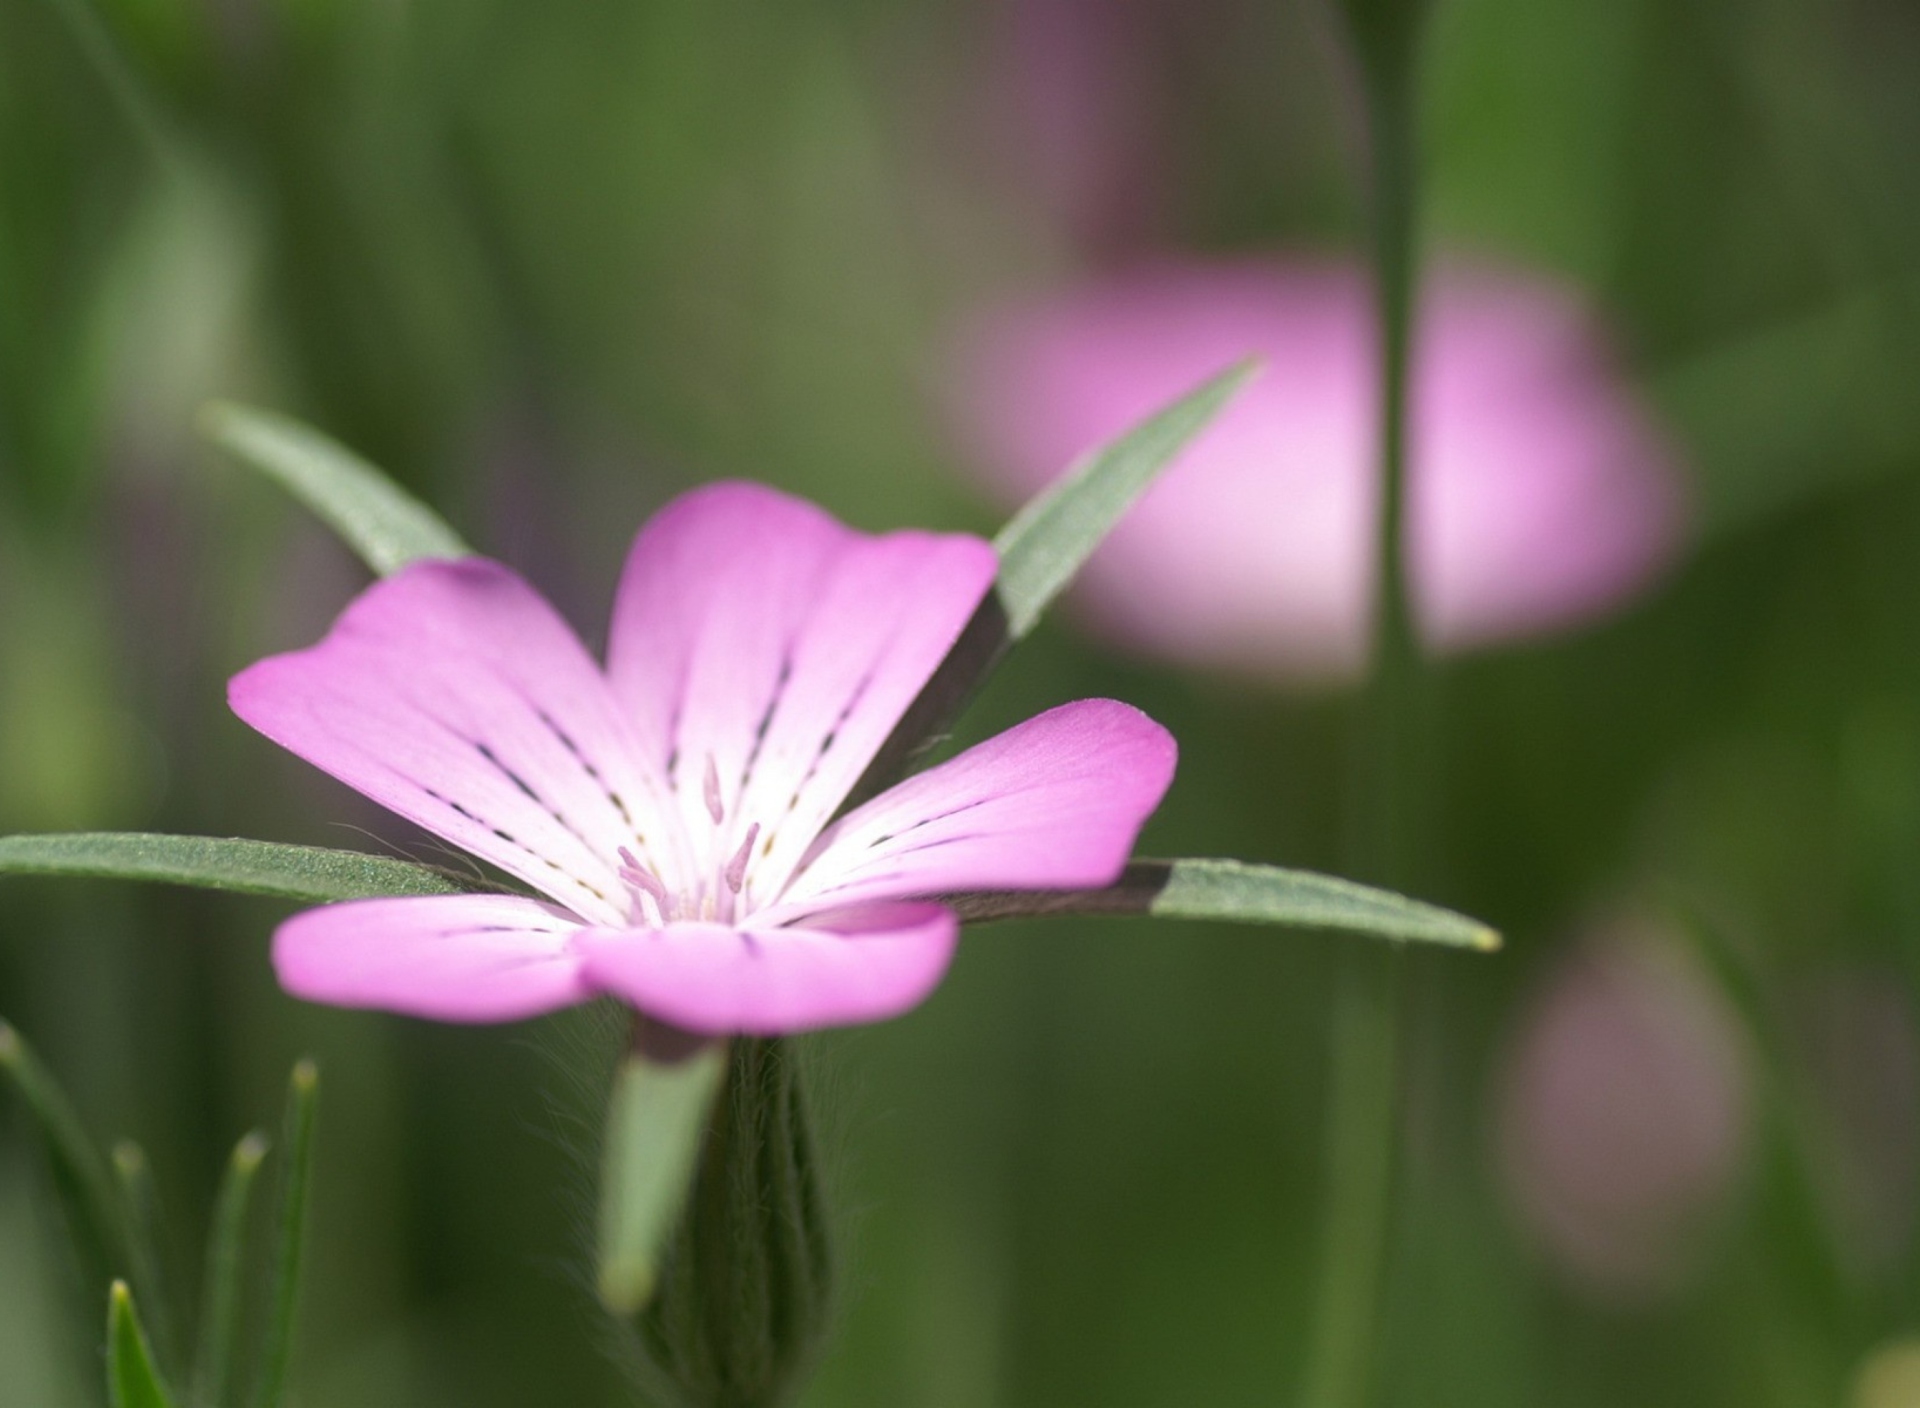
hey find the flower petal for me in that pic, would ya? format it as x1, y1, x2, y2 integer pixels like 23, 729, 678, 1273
272, 894, 591, 1022
574, 902, 959, 1036
767, 698, 1176, 917
605, 482, 998, 901
231, 559, 678, 924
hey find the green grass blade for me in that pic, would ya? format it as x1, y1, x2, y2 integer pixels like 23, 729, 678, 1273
112, 1142, 177, 1378
192, 1132, 269, 1408
250, 1063, 317, 1408
200, 402, 472, 576
945, 858, 1499, 951
0, 833, 491, 903
108, 1281, 178, 1408
597, 1042, 728, 1316
991, 358, 1261, 641
0, 1021, 128, 1302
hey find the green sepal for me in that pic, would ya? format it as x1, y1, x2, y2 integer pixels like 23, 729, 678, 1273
0, 832, 494, 903
992, 357, 1261, 640
846, 360, 1258, 808
598, 1036, 729, 1316
945, 857, 1498, 951
201, 402, 472, 576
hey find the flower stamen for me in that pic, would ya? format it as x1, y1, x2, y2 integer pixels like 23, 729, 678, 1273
724, 822, 761, 897
618, 845, 671, 927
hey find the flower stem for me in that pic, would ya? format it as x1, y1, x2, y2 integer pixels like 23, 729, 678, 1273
1300, 8, 1428, 1407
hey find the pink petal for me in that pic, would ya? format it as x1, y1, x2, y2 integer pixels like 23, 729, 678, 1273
767, 698, 1176, 918
605, 482, 998, 902
574, 902, 959, 1036
272, 894, 592, 1023
231, 559, 678, 925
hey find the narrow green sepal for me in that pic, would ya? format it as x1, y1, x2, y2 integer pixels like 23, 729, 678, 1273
944, 858, 1498, 951
848, 360, 1259, 807
992, 357, 1261, 640
0, 832, 493, 903
621, 1039, 835, 1408
200, 402, 472, 576
598, 1037, 728, 1315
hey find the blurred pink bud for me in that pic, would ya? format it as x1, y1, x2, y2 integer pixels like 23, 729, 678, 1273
1493, 928, 1752, 1302
1792, 969, 1918, 1281
950, 258, 1688, 683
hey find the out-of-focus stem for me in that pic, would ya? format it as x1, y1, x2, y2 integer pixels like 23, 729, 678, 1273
38, 0, 185, 171
1299, 10, 1427, 1408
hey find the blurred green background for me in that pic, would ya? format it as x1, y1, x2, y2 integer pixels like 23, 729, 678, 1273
5, 0, 1920, 1404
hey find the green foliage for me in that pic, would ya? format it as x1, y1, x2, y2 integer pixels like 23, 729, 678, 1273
252, 1062, 318, 1408
108, 1282, 177, 1408
851, 361, 1259, 805
1150, 859, 1496, 948
111, 1142, 176, 1375
991, 359, 1262, 641
0, 1020, 129, 1314
201, 402, 472, 577
0, 832, 488, 902
0, 1030, 315, 1408
619, 1040, 834, 1408
598, 1040, 730, 1317
193, 1133, 270, 1408
947, 858, 1498, 948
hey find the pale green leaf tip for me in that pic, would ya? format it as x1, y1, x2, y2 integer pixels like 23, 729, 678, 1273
289, 1058, 319, 1095
111, 1278, 132, 1308
112, 1141, 147, 1176
598, 1260, 655, 1317
234, 1130, 270, 1170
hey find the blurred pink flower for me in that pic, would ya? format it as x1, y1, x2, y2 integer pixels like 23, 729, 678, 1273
1793, 968, 1918, 1280
1493, 928, 1752, 1301
229, 482, 1176, 1035
951, 258, 1687, 682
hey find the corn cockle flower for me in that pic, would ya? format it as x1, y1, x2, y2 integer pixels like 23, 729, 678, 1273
950, 258, 1688, 683
228, 482, 1176, 1035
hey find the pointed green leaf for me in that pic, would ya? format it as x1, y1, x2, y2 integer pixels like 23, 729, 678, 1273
846, 360, 1259, 809
598, 1041, 728, 1316
192, 1131, 268, 1408
108, 1281, 177, 1408
201, 402, 471, 576
0, 833, 492, 903
0, 1021, 128, 1302
251, 1062, 317, 1408
111, 1142, 177, 1378
945, 858, 1498, 950
991, 358, 1261, 640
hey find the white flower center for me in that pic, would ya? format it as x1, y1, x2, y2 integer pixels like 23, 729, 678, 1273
616, 753, 771, 927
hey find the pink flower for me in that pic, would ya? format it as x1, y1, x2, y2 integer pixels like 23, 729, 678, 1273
951, 258, 1687, 682
229, 482, 1176, 1035
1493, 928, 1751, 1301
